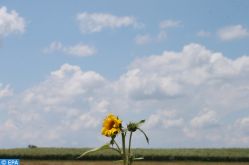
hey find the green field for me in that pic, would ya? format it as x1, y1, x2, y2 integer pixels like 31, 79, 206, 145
1, 148, 249, 162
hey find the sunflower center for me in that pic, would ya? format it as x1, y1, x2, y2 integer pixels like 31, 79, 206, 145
107, 120, 115, 130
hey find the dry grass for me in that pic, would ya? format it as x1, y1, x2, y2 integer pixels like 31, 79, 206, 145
21, 161, 249, 165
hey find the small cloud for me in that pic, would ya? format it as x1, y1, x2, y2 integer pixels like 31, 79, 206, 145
135, 19, 180, 46
0, 6, 26, 38
218, 25, 249, 41
159, 19, 182, 29
66, 43, 96, 56
77, 12, 138, 33
43, 41, 63, 52
197, 30, 211, 37
157, 31, 167, 41
0, 84, 13, 98
134, 31, 167, 45
43, 41, 96, 57
134, 34, 152, 45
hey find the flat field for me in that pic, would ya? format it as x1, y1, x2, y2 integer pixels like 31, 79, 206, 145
1, 148, 249, 161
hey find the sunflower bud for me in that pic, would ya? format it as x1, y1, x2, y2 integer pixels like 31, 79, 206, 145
127, 122, 138, 132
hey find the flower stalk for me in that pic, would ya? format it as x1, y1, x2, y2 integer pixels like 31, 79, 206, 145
128, 132, 133, 165
79, 114, 149, 165
114, 139, 121, 153
122, 132, 127, 165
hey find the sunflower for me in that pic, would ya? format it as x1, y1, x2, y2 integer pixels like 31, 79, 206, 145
101, 114, 122, 137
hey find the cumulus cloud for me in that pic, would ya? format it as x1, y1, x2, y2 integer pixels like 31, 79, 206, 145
218, 25, 249, 41
1, 43, 249, 147
190, 109, 218, 128
0, 64, 107, 147
77, 12, 138, 33
0, 6, 25, 38
145, 110, 184, 129
159, 19, 182, 29
43, 41, 96, 57
116, 43, 249, 146
25, 63, 105, 106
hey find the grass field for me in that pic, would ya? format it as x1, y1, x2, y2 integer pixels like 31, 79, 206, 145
21, 161, 249, 165
0, 148, 249, 162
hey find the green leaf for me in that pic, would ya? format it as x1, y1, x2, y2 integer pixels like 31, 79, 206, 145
138, 128, 149, 144
77, 143, 110, 158
135, 120, 145, 128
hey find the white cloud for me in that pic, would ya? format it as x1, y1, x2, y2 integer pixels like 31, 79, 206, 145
2, 43, 249, 147
215, 117, 249, 145
0, 84, 13, 98
235, 117, 249, 134
115, 43, 249, 146
190, 109, 218, 128
218, 25, 249, 41
66, 44, 95, 56
159, 19, 182, 29
43, 41, 96, 57
69, 113, 100, 131
77, 12, 138, 33
25, 63, 106, 106
0, 6, 25, 38
116, 68, 182, 100
43, 41, 63, 52
197, 30, 211, 37
145, 110, 183, 129
134, 31, 167, 45
134, 34, 152, 45
92, 99, 110, 113
129, 43, 247, 81
0, 64, 107, 147
134, 19, 180, 46
157, 31, 167, 40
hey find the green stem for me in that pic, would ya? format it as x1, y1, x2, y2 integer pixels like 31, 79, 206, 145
128, 132, 133, 165
121, 132, 127, 165
110, 147, 122, 155
114, 140, 122, 153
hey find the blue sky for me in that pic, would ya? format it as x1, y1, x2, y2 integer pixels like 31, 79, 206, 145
1, 0, 249, 148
